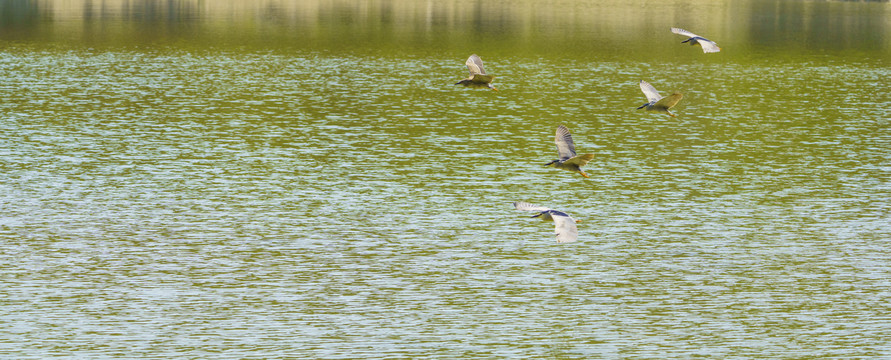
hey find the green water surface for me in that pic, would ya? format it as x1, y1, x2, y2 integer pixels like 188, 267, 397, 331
1, 0, 889, 358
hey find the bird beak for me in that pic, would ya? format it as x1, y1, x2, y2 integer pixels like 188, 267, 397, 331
575, 220, 582, 223
491, 87, 498, 91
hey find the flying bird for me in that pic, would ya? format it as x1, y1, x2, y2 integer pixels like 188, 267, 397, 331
455, 54, 497, 91
513, 202, 580, 243
637, 80, 683, 118
544, 125, 595, 178
670, 27, 721, 53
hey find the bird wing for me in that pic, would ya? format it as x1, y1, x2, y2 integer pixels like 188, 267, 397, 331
639, 80, 662, 104
695, 38, 721, 53
672, 28, 720, 53
554, 125, 577, 160
670, 27, 699, 38
466, 54, 486, 76
563, 153, 595, 167
514, 202, 551, 212
654, 92, 683, 109
471, 74, 495, 84
550, 211, 579, 243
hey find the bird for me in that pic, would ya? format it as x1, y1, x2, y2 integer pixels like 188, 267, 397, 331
636, 80, 683, 118
513, 202, 580, 243
670, 27, 721, 53
455, 54, 497, 91
544, 125, 595, 178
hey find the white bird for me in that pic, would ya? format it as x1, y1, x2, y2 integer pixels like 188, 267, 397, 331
544, 125, 595, 178
636, 80, 683, 118
670, 27, 721, 53
513, 202, 580, 243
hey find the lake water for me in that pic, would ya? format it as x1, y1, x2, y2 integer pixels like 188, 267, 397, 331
1, 0, 890, 358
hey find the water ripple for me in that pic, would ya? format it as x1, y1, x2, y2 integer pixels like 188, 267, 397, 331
1, 49, 889, 358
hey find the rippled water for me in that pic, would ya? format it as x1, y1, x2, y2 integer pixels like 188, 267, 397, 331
2, 1, 891, 358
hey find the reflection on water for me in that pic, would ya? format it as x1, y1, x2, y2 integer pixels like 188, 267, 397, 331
1, 0, 890, 358
2, 0, 890, 58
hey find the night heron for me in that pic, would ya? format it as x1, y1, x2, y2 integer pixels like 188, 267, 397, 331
544, 125, 595, 178
513, 202, 580, 243
455, 54, 497, 91
671, 27, 721, 53
637, 80, 683, 118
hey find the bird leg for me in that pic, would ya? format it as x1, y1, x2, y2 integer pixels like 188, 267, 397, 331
579, 171, 590, 178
